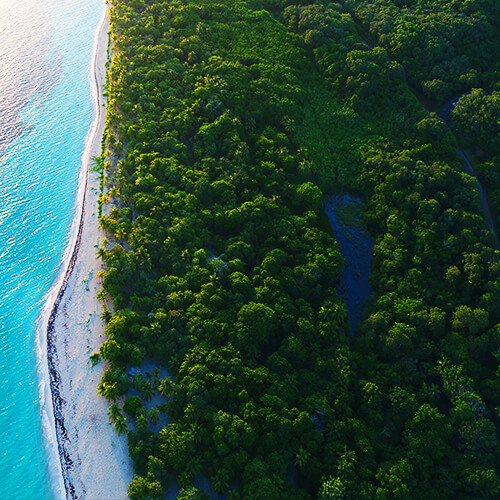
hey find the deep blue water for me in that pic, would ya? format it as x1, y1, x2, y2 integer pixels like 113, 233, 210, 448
324, 195, 373, 334
0, 1, 104, 497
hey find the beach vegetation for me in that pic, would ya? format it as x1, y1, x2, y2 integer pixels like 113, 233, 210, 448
128, 474, 162, 500
113, 414, 128, 435
88, 352, 101, 367
123, 396, 144, 417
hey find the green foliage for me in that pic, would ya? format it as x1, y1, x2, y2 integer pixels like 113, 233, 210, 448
127, 474, 162, 500
452, 89, 500, 154
345, 0, 500, 102
176, 487, 209, 500
124, 396, 144, 418
88, 352, 101, 367
99, 0, 500, 498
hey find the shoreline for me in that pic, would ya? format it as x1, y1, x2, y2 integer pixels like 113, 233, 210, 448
37, 3, 134, 498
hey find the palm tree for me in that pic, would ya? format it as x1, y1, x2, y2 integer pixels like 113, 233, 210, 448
185, 455, 203, 478
133, 372, 144, 390
152, 367, 160, 388
213, 470, 230, 495
113, 415, 128, 435
157, 402, 169, 414
158, 376, 173, 398
136, 412, 148, 430
140, 380, 154, 401
107, 403, 122, 423
95, 246, 106, 259
148, 408, 160, 425
97, 381, 118, 401
185, 402, 198, 424
295, 447, 311, 470
189, 423, 202, 444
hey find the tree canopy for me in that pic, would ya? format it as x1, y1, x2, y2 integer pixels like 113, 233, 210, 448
98, 0, 500, 498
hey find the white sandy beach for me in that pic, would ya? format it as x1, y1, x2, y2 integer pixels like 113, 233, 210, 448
40, 6, 134, 499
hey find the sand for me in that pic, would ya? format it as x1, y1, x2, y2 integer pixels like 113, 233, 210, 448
39, 5, 134, 499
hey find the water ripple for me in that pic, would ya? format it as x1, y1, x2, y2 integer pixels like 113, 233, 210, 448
0, 0, 104, 497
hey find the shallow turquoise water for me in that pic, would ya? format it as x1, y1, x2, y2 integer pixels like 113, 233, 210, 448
0, 0, 104, 497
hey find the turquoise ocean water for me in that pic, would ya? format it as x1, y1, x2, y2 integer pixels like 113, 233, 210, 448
0, 0, 104, 497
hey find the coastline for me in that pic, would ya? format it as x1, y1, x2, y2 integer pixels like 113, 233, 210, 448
37, 4, 134, 499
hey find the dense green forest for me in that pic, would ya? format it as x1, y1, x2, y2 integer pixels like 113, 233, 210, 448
97, 0, 500, 498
